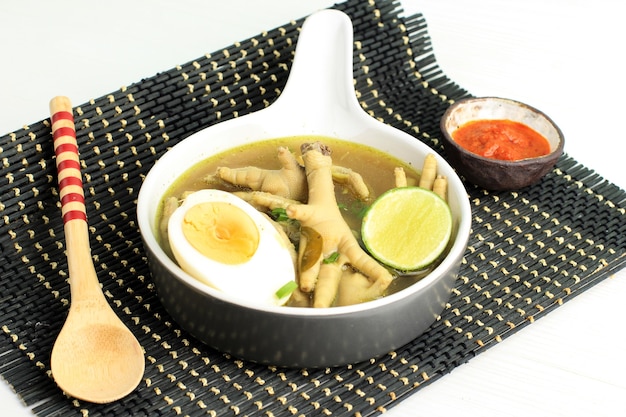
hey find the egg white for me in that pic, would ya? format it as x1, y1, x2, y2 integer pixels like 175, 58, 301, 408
167, 189, 296, 306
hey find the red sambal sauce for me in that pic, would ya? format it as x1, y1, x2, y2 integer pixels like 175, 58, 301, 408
452, 119, 551, 161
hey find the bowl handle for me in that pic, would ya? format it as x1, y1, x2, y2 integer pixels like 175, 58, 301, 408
269, 10, 362, 123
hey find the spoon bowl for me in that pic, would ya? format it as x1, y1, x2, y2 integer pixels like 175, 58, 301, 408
49, 96, 145, 403
50, 312, 145, 403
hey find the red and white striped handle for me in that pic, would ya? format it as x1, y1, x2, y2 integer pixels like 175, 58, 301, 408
50, 96, 86, 224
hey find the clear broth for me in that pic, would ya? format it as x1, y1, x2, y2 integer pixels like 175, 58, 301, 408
157, 136, 440, 299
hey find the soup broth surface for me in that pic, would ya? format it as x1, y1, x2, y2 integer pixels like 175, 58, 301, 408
158, 136, 440, 302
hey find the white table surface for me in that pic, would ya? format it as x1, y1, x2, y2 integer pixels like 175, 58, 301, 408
1, 1, 625, 416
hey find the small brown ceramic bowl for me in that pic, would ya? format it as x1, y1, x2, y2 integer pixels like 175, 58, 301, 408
440, 97, 564, 191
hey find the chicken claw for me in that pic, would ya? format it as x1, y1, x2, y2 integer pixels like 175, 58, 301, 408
286, 142, 393, 307
215, 146, 308, 201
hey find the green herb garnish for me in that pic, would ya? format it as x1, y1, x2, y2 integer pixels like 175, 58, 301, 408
323, 252, 340, 264
270, 207, 290, 222
275, 281, 298, 299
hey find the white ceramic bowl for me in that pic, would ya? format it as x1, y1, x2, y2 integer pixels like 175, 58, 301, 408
137, 9, 472, 367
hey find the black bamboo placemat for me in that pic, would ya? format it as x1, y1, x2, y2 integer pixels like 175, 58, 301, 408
1, 0, 625, 415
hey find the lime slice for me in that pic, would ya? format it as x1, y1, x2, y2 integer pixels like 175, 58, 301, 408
361, 186, 453, 271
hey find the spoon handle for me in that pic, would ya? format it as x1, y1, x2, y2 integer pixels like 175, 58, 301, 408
49, 96, 102, 299
50, 96, 87, 224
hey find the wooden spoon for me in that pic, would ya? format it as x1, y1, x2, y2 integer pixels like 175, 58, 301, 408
49, 96, 145, 403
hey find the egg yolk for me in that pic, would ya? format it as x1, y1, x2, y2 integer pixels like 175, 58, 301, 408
181, 202, 259, 264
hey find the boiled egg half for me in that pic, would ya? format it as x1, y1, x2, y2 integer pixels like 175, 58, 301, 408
167, 189, 296, 306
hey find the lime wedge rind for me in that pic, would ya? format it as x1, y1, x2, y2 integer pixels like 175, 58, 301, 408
361, 186, 453, 271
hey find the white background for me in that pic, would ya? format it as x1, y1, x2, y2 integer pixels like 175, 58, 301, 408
1, 1, 625, 416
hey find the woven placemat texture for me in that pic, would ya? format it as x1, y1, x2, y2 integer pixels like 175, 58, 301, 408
2, 0, 625, 415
